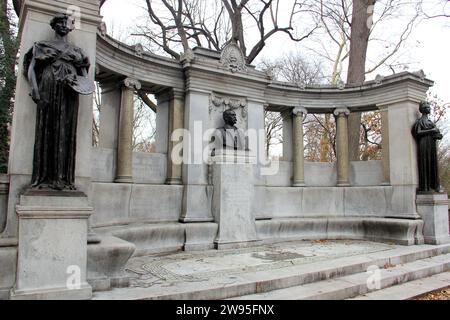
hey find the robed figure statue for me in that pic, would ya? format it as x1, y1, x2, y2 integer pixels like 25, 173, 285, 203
24, 13, 94, 191
411, 101, 443, 193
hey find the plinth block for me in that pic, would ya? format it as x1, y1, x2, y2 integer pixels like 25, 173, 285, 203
212, 150, 258, 249
416, 193, 450, 245
11, 191, 93, 300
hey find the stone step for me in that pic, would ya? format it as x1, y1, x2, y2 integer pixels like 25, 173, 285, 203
348, 272, 450, 300
92, 243, 450, 300
229, 254, 450, 300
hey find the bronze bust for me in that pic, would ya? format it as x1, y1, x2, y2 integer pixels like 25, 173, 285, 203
213, 109, 247, 152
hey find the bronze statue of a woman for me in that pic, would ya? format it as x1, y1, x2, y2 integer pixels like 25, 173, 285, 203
412, 101, 443, 193
24, 13, 94, 191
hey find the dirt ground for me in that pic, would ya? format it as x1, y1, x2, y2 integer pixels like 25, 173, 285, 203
413, 286, 450, 300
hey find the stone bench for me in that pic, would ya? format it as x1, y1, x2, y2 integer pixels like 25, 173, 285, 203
256, 217, 424, 246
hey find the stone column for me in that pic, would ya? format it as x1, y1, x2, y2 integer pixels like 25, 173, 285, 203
166, 89, 185, 185
292, 107, 307, 187
115, 78, 141, 183
98, 80, 121, 150
380, 106, 391, 185
334, 107, 351, 186
281, 111, 293, 162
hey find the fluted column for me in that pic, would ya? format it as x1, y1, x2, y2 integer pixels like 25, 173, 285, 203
334, 107, 351, 186
115, 78, 141, 183
166, 89, 185, 185
292, 106, 308, 187
380, 106, 391, 185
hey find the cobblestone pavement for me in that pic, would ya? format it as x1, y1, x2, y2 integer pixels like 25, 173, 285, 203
125, 240, 395, 288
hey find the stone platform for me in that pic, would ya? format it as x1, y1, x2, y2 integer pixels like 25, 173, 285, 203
93, 240, 450, 300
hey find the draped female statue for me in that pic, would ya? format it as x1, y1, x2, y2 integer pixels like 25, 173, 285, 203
411, 101, 443, 193
24, 13, 94, 191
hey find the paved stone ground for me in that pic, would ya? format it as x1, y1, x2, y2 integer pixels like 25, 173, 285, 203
124, 240, 395, 288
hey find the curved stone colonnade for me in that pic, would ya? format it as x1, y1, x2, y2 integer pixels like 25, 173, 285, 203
92, 32, 432, 226
0, 0, 437, 298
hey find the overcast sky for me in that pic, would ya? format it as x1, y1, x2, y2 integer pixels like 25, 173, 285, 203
100, 0, 450, 110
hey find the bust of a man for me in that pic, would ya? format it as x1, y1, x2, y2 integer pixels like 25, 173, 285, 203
213, 109, 247, 151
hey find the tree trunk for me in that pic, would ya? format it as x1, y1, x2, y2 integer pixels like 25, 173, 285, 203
346, 0, 375, 161
0, 1, 19, 172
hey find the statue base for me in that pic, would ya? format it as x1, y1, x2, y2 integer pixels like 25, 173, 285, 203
11, 190, 93, 300
416, 193, 450, 245
211, 149, 259, 250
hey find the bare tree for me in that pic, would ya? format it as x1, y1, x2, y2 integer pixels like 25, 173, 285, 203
264, 110, 283, 157
420, 0, 450, 19
133, 0, 318, 63
92, 82, 101, 147
260, 52, 325, 159
92, 85, 157, 152
132, 95, 157, 153
302, 0, 424, 161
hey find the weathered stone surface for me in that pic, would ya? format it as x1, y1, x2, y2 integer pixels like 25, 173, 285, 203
91, 183, 132, 227
253, 187, 303, 219
93, 241, 450, 300
0, 246, 16, 300
256, 217, 423, 245
304, 163, 337, 186
132, 152, 167, 184
13, 194, 92, 300
129, 184, 182, 222
91, 183, 183, 227
212, 151, 258, 249
87, 235, 136, 291
349, 161, 384, 186
180, 185, 214, 222
344, 187, 389, 216
184, 223, 218, 251
416, 194, 450, 245
302, 187, 345, 216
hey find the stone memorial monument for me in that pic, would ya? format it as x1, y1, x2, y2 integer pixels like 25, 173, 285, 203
211, 110, 258, 249
412, 101, 449, 244
11, 14, 94, 299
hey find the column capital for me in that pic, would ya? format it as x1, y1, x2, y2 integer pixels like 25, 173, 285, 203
171, 88, 185, 100
123, 78, 142, 91
293, 106, 308, 116
333, 107, 350, 117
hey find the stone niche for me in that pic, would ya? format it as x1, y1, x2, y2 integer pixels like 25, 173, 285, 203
209, 92, 248, 132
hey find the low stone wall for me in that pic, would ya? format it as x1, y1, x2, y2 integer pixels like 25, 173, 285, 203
91, 183, 183, 227
256, 217, 423, 246
254, 185, 416, 219
265, 160, 383, 187
91, 148, 167, 184
90, 183, 416, 228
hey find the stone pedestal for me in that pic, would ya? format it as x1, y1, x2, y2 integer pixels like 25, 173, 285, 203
416, 194, 450, 245
212, 150, 259, 249
11, 191, 92, 300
